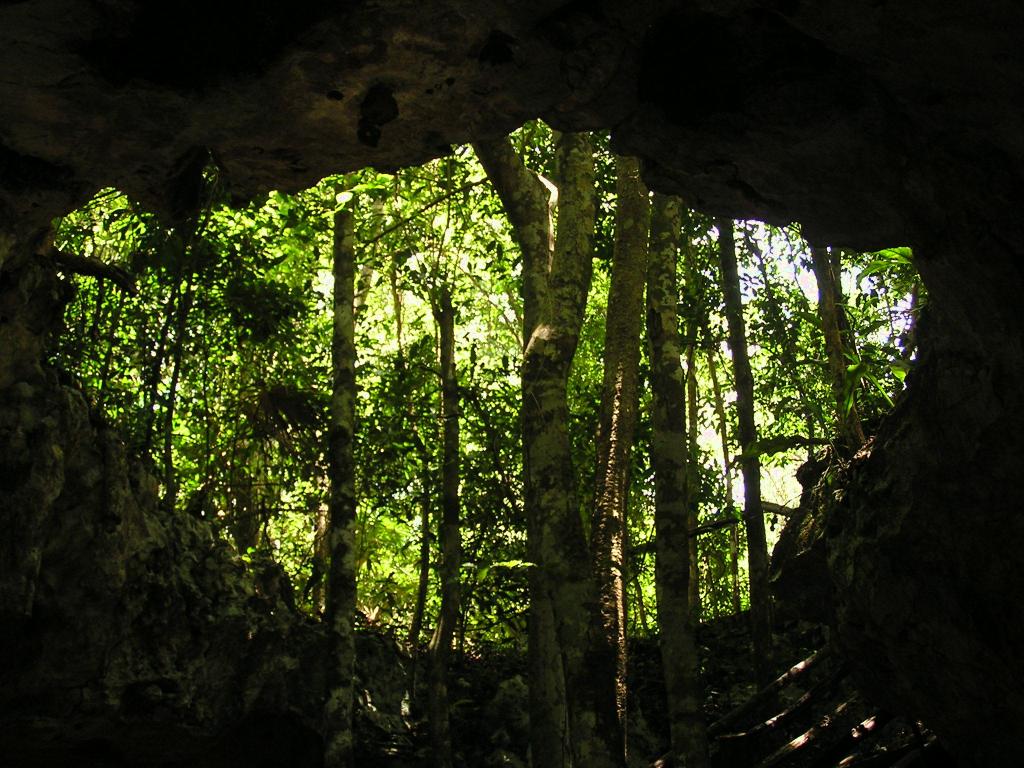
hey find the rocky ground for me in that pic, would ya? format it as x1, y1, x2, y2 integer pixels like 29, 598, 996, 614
381, 610, 955, 768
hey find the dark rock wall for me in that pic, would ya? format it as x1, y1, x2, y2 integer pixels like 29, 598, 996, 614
828, 301, 1024, 767
0, 241, 415, 765
0, 242, 328, 764
3, 1, 1024, 764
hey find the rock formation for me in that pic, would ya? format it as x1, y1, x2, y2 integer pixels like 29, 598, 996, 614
3, 1, 1024, 764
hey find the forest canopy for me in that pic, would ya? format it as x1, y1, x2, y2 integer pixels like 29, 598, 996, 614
50, 122, 920, 767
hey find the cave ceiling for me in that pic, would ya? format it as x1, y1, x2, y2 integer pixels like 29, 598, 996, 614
1, 0, 1021, 255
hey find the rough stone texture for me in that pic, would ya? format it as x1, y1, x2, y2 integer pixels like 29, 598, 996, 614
826, 315, 1024, 767
0, 265, 326, 767
768, 452, 831, 627
2, 1, 1024, 765
0, 248, 415, 766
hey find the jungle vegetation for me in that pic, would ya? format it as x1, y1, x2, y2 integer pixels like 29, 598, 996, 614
51, 122, 920, 767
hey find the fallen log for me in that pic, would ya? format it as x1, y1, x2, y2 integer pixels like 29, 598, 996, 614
717, 662, 849, 745
811, 711, 893, 768
709, 647, 831, 738
755, 696, 861, 768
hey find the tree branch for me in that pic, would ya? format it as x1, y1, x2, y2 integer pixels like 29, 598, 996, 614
50, 248, 137, 295
364, 178, 487, 246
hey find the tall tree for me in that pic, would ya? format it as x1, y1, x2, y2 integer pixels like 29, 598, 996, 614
475, 131, 622, 768
323, 207, 358, 768
426, 283, 462, 768
716, 217, 773, 686
590, 154, 648, 759
685, 336, 702, 617
706, 343, 742, 614
680, 230, 705, 618
647, 193, 710, 768
810, 246, 866, 451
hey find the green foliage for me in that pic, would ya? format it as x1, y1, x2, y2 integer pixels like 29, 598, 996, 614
52, 121, 921, 649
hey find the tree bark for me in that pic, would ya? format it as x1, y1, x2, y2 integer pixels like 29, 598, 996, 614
309, 500, 329, 614
426, 284, 462, 768
647, 193, 710, 768
681, 253, 702, 619
591, 154, 648, 761
706, 342, 742, 614
404, 419, 432, 705
474, 134, 568, 768
323, 208, 358, 768
809, 246, 866, 451
475, 132, 622, 768
716, 218, 773, 686
407, 444, 431, 651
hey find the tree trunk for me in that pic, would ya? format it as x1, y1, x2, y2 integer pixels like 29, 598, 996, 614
809, 246, 866, 451
591, 154, 648, 761
647, 193, 710, 768
95, 289, 126, 413
310, 500, 329, 614
716, 218, 773, 686
162, 275, 196, 511
680, 223, 706, 618
405, 431, 431, 704
323, 208, 358, 768
632, 569, 649, 634
706, 344, 742, 614
475, 132, 622, 768
140, 276, 181, 453
426, 284, 462, 768
474, 134, 568, 768
407, 446, 431, 651
684, 301, 702, 619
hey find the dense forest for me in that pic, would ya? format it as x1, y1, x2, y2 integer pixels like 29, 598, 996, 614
45, 124, 923, 767
5, 4, 1024, 767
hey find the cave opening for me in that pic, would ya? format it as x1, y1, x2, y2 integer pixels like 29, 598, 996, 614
3, 3, 1023, 767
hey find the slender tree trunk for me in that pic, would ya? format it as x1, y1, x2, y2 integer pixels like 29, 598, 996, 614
474, 134, 568, 768
706, 345, 742, 614
96, 290, 126, 413
140, 277, 181, 453
632, 569, 649, 634
716, 218, 773, 686
426, 285, 462, 768
407, 446, 431, 651
229, 445, 263, 553
591, 154, 648, 761
809, 246, 866, 451
680, 225, 706, 618
311, 500, 329, 614
536, 132, 621, 768
405, 434, 432, 705
898, 282, 920, 360
684, 314, 702, 619
393, 284, 428, 661
162, 275, 196, 510
323, 208, 358, 768
647, 194, 710, 768
529, 591, 568, 768
475, 132, 622, 768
